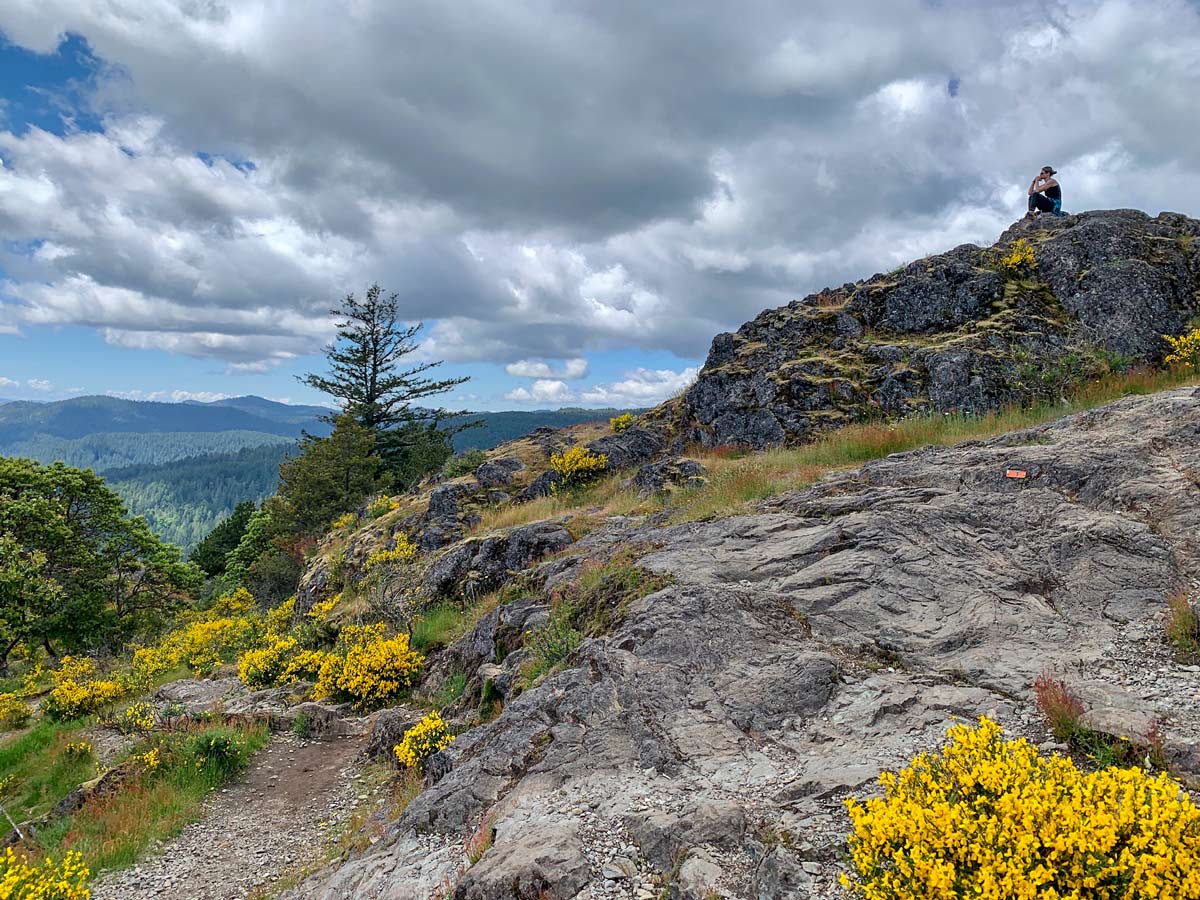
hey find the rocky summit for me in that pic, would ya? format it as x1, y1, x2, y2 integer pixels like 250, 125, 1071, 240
671, 209, 1200, 447
287, 381, 1200, 898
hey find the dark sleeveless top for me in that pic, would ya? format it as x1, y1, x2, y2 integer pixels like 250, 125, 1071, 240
1045, 183, 1061, 201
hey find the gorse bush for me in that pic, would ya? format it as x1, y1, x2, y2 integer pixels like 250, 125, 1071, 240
0, 693, 31, 730
609, 412, 636, 433
394, 711, 454, 769
314, 624, 424, 708
43, 656, 127, 721
0, 847, 90, 900
842, 717, 1200, 900
364, 535, 417, 571
1164, 327, 1200, 371
550, 446, 608, 492
998, 237, 1037, 272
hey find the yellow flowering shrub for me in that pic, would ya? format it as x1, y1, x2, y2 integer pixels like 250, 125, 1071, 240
141, 747, 160, 771
130, 646, 175, 683
331, 511, 358, 530
610, 412, 636, 433
367, 495, 401, 518
998, 237, 1037, 272
0, 848, 90, 900
282, 649, 333, 684
263, 597, 297, 639
18, 663, 44, 697
313, 625, 423, 707
119, 701, 156, 734
364, 535, 417, 572
64, 741, 92, 758
1164, 327, 1200, 372
306, 595, 339, 621
44, 657, 127, 720
210, 587, 256, 617
237, 637, 299, 688
550, 446, 608, 492
0, 693, 31, 730
842, 717, 1200, 900
393, 711, 454, 769
174, 617, 261, 674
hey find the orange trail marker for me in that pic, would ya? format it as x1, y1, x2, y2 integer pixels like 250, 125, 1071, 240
1006, 469, 1027, 479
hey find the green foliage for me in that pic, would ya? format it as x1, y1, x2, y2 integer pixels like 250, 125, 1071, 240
443, 448, 488, 479
222, 506, 278, 587
189, 500, 255, 576
0, 457, 201, 665
273, 416, 380, 535
521, 614, 582, 686
432, 673, 467, 708
410, 603, 470, 652
379, 422, 455, 490
0, 719, 94, 823
290, 712, 312, 739
300, 283, 469, 475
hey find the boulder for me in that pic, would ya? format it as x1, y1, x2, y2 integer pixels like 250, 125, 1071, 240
422, 522, 574, 598
474, 456, 525, 487
633, 457, 708, 496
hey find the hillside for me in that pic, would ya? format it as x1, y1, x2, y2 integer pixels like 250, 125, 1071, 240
4, 209, 1199, 900
276, 210, 1200, 897
0, 396, 643, 549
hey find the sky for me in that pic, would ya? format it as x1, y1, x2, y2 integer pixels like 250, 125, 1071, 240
2, 1, 1200, 410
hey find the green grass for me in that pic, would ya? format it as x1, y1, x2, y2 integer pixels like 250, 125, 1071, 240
410, 602, 472, 652
35, 721, 269, 876
0, 720, 94, 822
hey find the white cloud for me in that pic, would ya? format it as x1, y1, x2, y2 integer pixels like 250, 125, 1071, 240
3, 0, 1200, 376
25, 378, 52, 391
0, 376, 17, 388
104, 388, 235, 403
505, 357, 589, 379
580, 367, 699, 407
503, 379, 575, 404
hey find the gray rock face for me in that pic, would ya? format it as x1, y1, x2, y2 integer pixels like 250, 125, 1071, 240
474, 456, 526, 487
289, 388, 1200, 899
422, 521, 575, 598
677, 209, 1200, 447
633, 457, 708, 496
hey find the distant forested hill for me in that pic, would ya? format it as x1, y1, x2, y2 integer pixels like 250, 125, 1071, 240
447, 408, 644, 451
103, 444, 291, 551
0, 396, 643, 550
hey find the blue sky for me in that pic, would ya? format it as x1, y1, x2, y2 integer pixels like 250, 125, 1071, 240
3, 2, 1200, 410
0, 30, 700, 409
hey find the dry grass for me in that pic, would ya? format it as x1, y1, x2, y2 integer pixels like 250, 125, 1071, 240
1166, 588, 1200, 659
466, 366, 1197, 535
1033, 672, 1085, 741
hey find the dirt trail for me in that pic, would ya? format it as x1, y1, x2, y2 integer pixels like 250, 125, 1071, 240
91, 733, 366, 900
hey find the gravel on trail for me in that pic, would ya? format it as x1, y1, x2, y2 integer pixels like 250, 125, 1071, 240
90, 733, 368, 900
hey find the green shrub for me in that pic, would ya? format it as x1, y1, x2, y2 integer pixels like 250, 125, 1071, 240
550, 446, 608, 492
444, 449, 488, 479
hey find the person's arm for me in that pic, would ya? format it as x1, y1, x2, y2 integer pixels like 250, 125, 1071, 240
1028, 177, 1043, 196
1041, 177, 1058, 191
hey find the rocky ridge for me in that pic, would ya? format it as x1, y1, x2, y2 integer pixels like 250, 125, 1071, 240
285, 385, 1200, 899
670, 209, 1200, 447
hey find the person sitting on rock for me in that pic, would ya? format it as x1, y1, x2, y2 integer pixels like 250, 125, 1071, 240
1027, 166, 1063, 217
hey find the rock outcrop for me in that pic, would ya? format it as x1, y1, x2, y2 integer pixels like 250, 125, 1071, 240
675, 210, 1200, 447
288, 386, 1200, 899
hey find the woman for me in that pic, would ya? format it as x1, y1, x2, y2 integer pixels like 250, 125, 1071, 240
1027, 166, 1063, 216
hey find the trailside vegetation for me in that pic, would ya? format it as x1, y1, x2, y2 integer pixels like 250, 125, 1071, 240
299, 283, 470, 483
0, 458, 201, 671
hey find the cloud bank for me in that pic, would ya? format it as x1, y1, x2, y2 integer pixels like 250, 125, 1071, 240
3, 0, 1200, 396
